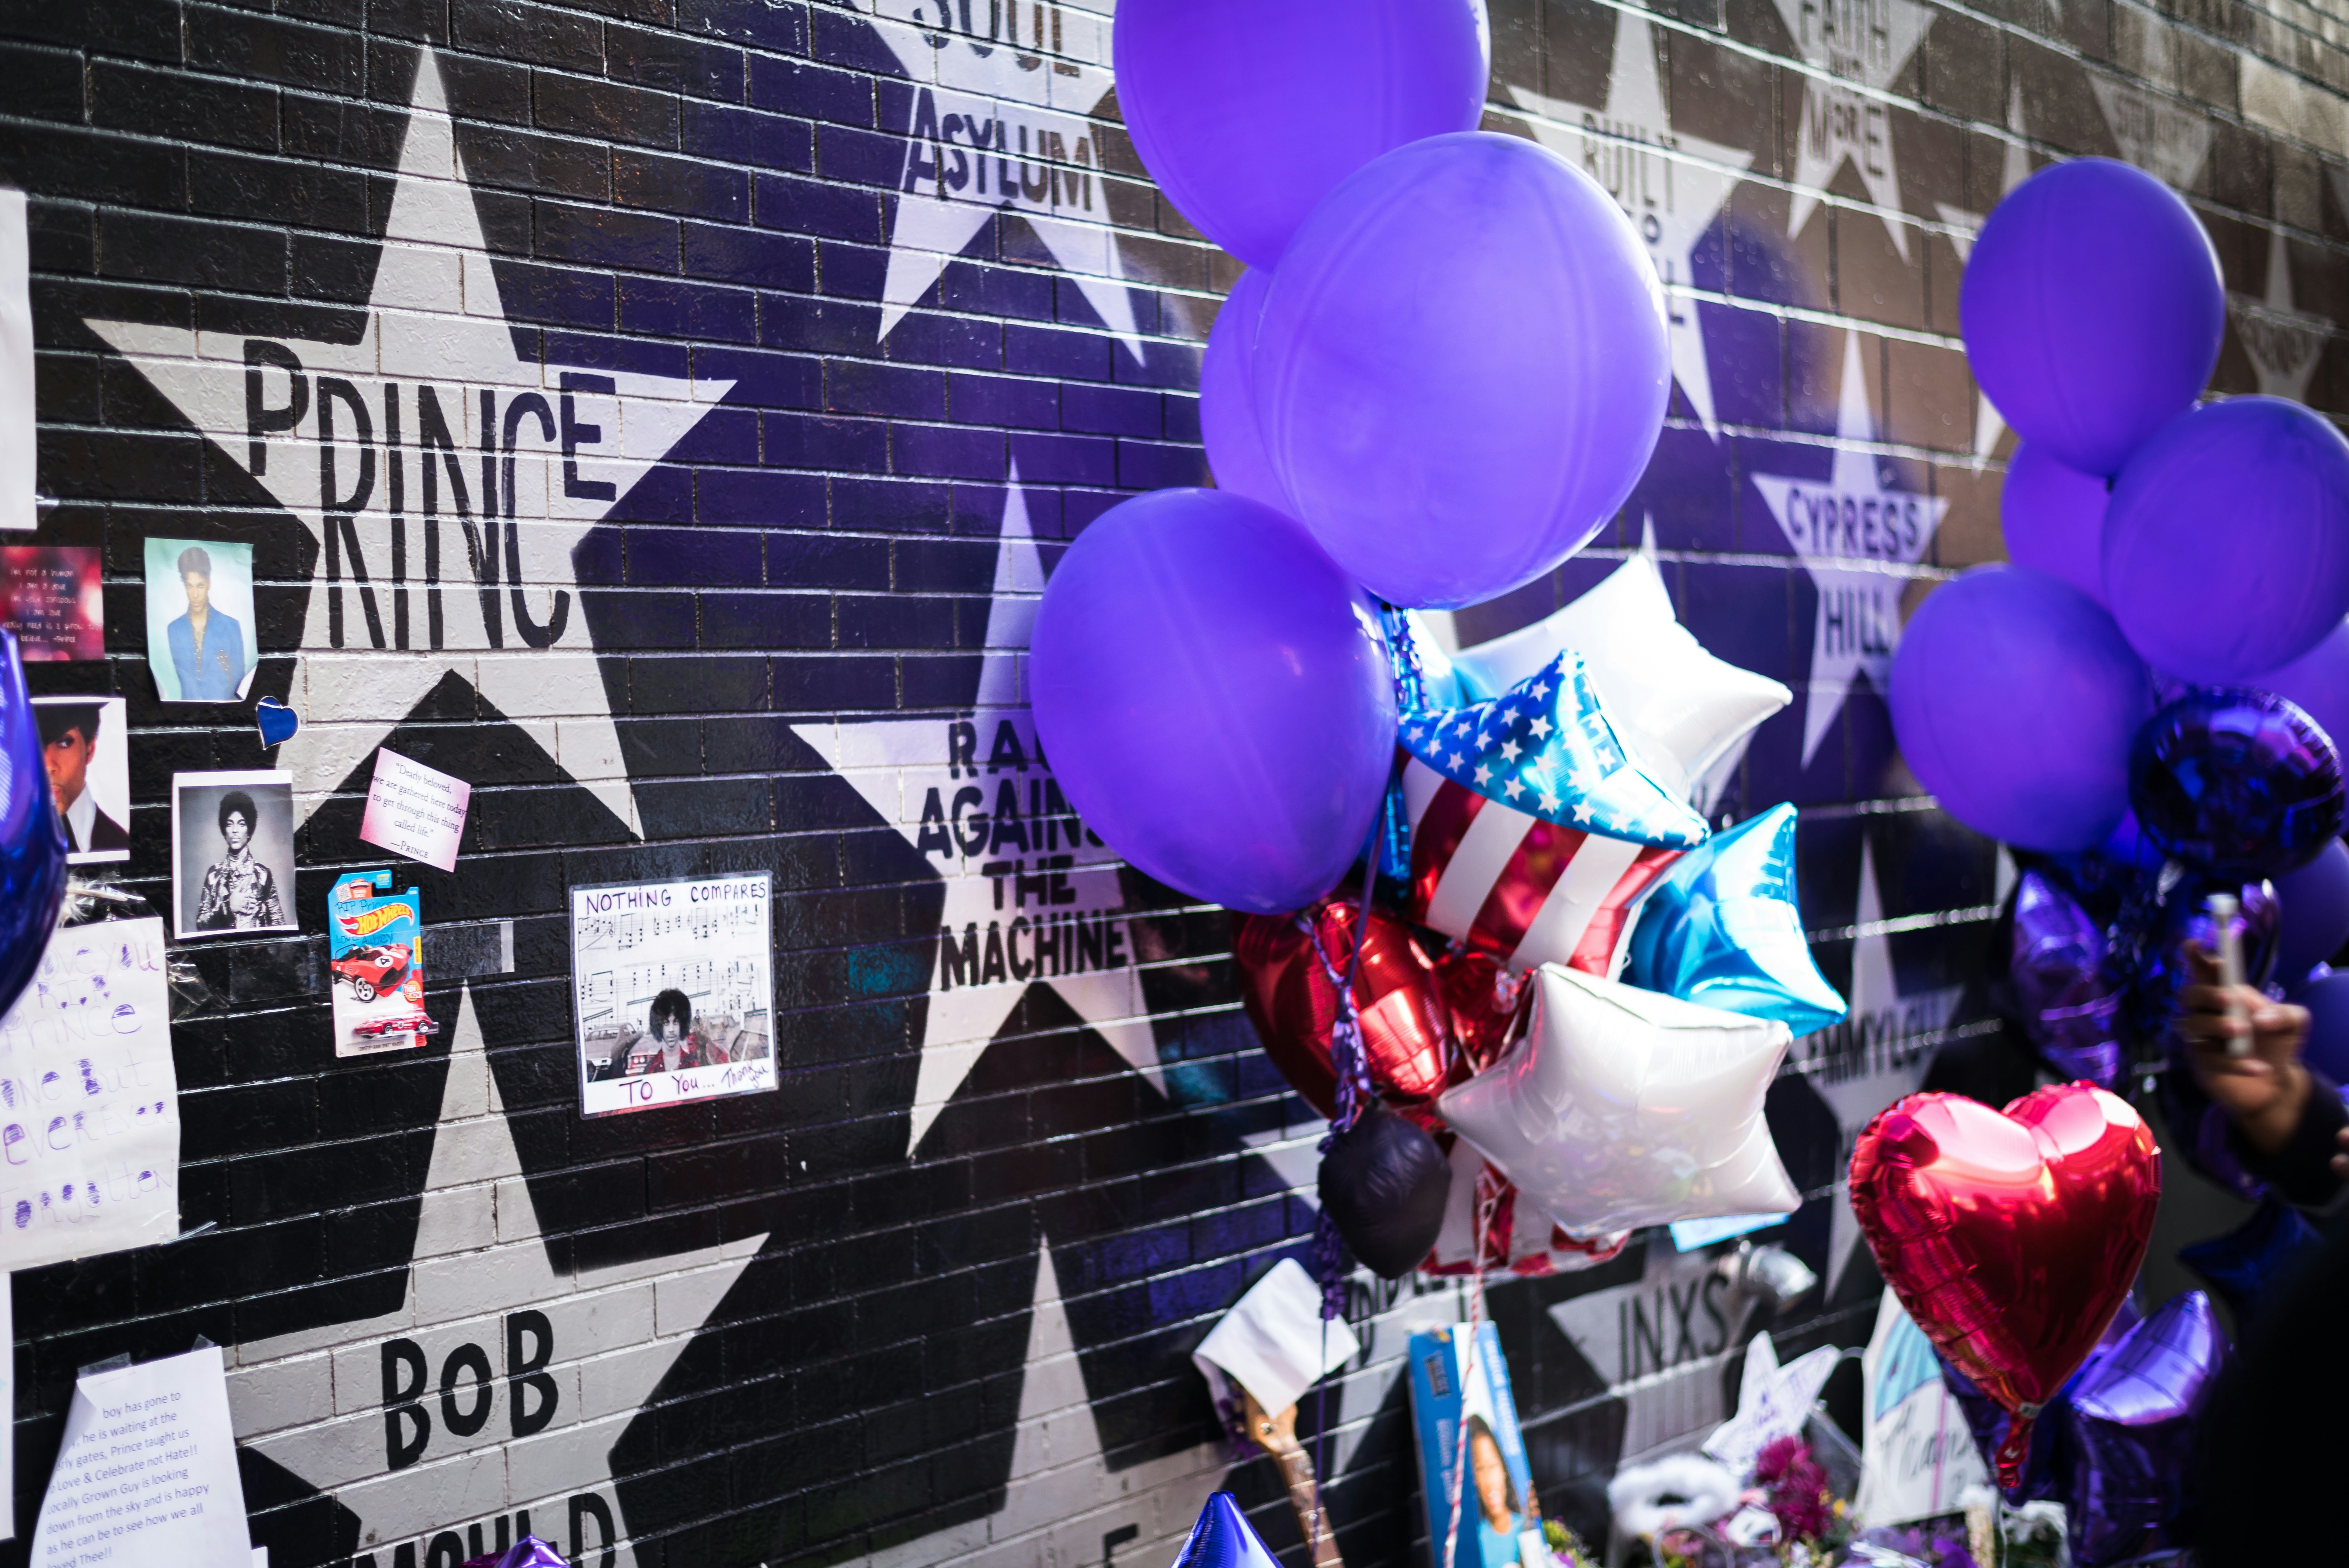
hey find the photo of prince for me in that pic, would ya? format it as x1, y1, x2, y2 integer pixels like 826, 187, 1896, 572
167, 545, 245, 701
37, 703, 127, 858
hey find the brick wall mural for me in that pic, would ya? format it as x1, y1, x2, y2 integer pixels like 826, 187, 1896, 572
1, 0, 2345, 1563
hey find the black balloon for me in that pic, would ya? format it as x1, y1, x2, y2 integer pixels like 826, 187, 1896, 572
2129, 688, 2345, 878
1317, 1104, 1451, 1278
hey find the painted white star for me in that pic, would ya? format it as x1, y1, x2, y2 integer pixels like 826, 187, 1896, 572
1529, 716, 1553, 739
2090, 73, 2215, 192
863, 0, 1142, 360
228, 988, 766, 1564
1530, 681, 1551, 701
1794, 839, 1962, 1297
1750, 331, 1950, 768
1934, 80, 2034, 460
1510, 8, 1753, 433
1546, 1236, 1761, 1466
1502, 778, 1525, 801
83, 52, 729, 833
1538, 789, 1561, 815
1499, 739, 1523, 763
862, 1242, 1226, 1568
1474, 763, 1494, 785
1774, 0, 1936, 259
2230, 210, 2329, 401
1454, 717, 1476, 737
1446, 750, 1464, 768
791, 465, 1159, 1156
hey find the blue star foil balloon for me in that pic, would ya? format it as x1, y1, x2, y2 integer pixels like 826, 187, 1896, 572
1622, 802, 1846, 1034
0, 631, 69, 1024
1398, 651, 1709, 849
2178, 1192, 2324, 1332
1173, 1492, 1285, 1568
2008, 869, 2126, 1089
2129, 688, 2346, 879
2063, 1290, 2228, 1568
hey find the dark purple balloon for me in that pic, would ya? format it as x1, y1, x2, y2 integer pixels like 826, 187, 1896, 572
2063, 1291, 2227, 1568
2275, 837, 2349, 984
2297, 967, 2349, 1082
2001, 443, 2110, 604
1889, 566, 2152, 851
2105, 397, 2349, 683
1960, 159, 2222, 476
2129, 688, 2346, 878
0, 632, 68, 1025
1199, 268, 1287, 513
2254, 619, 2349, 759
2009, 870, 2124, 1088
2178, 1195, 2323, 1333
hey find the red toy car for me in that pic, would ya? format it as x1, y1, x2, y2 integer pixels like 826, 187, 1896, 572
350, 1011, 437, 1039
331, 943, 412, 1003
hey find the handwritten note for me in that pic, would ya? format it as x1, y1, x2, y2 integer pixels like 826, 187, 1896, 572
32, 1345, 252, 1567
0, 917, 177, 1272
571, 876, 776, 1118
359, 749, 472, 873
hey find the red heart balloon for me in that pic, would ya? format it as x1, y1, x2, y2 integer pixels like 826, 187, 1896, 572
1850, 1084, 2160, 1485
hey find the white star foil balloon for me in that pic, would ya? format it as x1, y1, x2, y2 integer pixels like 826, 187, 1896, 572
1437, 964, 1799, 1235
1450, 556, 1790, 800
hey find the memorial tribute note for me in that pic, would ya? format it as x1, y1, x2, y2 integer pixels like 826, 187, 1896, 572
31, 1345, 253, 1567
0, 917, 178, 1271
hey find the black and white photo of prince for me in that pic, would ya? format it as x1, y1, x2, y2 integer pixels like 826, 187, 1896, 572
196, 789, 285, 930
173, 771, 298, 938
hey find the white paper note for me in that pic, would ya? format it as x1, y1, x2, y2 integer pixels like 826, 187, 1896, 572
0, 918, 178, 1271
359, 748, 472, 873
0, 189, 32, 533
32, 1345, 252, 1567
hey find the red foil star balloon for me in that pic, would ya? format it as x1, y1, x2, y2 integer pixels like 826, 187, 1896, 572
1850, 1085, 2160, 1487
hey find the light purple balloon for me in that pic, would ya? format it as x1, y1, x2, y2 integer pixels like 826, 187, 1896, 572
2104, 396, 2349, 683
1889, 566, 2153, 852
1029, 489, 1398, 915
1199, 269, 1287, 512
2001, 443, 2109, 604
1961, 159, 2223, 476
1112, 0, 1486, 271
1253, 132, 1669, 610
2253, 619, 2349, 752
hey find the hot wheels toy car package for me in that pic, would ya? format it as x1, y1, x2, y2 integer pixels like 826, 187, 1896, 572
329, 869, 434, 1056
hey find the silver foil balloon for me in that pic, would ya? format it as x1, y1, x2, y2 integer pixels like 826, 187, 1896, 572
1437, 964, 1798, 1235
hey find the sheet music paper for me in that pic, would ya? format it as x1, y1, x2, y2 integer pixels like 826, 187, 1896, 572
570, 874, 776, 1117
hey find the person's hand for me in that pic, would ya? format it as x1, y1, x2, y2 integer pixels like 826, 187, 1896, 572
2179, 943, 2311, 1155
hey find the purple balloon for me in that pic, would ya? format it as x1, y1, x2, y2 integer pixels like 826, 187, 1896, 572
1030, 489, 1398, 915
1960, 159, 2222, 476
1112, 0, 1485, 270
2001, 443, 2109, 604
0, 632, 68, 1026
2063, 1291, 2227, 1568
2104, 397, 2349, 682
1889, 567, 2153, 852
2254, 618, 2349, 753
1199, 269, 1287, 512
2298, 967, 2349, 1081
2010, 870, 2125, 1089
2275, 837, 2349, 983
1254, 133, 1668, 609
2128, 689, 2346, 878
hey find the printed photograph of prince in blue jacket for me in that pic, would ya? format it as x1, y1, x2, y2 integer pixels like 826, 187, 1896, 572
144, 538, 255, 703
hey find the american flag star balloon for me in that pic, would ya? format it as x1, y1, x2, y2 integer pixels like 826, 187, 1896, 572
1399, 650, 1709, 848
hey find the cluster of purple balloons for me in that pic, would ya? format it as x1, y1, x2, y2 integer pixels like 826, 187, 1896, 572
1031, 0, 1675, 913
1893, 158, 2349, 856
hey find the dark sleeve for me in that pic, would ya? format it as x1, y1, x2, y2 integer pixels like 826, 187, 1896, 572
2233, 1069, 2349, 1208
